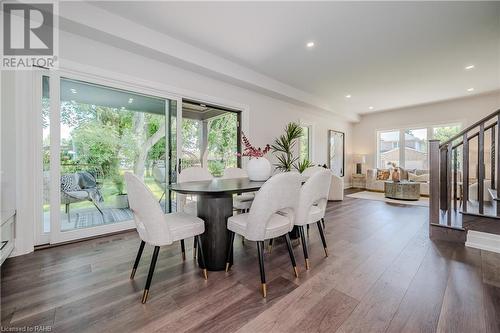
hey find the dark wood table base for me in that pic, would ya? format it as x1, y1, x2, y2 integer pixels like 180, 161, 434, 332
197, 194, 234, 271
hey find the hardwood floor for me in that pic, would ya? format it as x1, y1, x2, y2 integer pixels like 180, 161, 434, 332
2, 193, 500, 332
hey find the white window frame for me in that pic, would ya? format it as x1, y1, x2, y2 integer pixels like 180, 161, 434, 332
298, 121, 314, 162
375, 122, 462, 169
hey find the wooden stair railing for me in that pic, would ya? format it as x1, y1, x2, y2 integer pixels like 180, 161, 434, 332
429, 109, 500, 237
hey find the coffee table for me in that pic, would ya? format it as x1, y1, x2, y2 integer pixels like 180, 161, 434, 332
384, 181, 421, 201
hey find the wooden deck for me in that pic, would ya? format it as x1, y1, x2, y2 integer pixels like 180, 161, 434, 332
2, 192, 500, 332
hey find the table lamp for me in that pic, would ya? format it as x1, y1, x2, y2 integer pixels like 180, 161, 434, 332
353, 154, 366, 174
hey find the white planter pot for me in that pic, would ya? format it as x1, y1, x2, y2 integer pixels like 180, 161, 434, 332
247, 157, 272, 181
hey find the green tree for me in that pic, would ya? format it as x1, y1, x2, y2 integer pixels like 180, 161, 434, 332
433, 126, 461, 143
207, 113, 237, 175
71, 122, 120, 176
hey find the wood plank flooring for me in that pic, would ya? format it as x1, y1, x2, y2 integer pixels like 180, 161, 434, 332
2, 193, 500, 332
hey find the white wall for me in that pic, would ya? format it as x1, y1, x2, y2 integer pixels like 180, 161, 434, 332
353, 91, 500, 170
1, 71, 17, 212
58, 31, 353, 174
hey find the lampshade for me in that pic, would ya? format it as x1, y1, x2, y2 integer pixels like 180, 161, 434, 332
353, 154, 366, 164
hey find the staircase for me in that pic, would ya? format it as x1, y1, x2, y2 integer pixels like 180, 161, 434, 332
429, 109, 500, 243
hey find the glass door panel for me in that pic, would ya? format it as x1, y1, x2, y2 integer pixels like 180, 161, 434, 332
56, 78, 175, 234
181, 101, 240, 177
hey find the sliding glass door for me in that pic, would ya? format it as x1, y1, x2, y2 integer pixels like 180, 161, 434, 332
180, 100, 240, 177
37, 73, 181, 244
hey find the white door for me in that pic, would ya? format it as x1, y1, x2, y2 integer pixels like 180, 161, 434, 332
35, 72, 182, 245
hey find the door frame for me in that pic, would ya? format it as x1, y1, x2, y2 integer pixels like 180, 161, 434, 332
33, 60, 249, 247
34, 70, 183, 245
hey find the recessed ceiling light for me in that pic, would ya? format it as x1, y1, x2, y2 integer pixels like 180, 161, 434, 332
70, 88, 77, 94
465, 65, 475, 70
368, 106, 374, 110
306, 41, 315, 48
128, 98, 134, 104
467, 87, 474, 92
345, 94, 352, 99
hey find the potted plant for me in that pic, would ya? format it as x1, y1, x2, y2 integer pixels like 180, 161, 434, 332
295, 159, 313, 173
238, 132, 272, 181
112, 173, 129, 209
272, 122, 303, 172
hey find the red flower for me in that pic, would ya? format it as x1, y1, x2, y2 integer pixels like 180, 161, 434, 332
239, 132, 270, 158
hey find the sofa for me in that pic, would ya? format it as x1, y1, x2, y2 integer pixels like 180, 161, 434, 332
366, 168, 430, 196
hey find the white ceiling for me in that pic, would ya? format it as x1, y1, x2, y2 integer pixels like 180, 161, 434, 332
89, 1, 500, 117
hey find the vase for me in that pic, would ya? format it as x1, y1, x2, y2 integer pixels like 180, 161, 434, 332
247, 157, 272, 181
392, 169, 400, 182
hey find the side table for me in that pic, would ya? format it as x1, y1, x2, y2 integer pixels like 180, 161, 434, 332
352, 174, 366, 189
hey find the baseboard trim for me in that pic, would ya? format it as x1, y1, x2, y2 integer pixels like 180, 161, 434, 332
466, 230, 500, 254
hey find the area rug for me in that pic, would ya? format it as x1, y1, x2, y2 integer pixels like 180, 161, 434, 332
63, 208, 134, 230
346, 191, 429, 207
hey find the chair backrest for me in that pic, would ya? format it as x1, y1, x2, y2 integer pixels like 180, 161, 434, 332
222, 167, 248, 179
178, 167, 213, 183
177, 167, 213, 212
246, 172, 302, 241
152, 166, 166, 184
295, 169, 332, 226
302, 166, 327, 178
124, 172, 172, 245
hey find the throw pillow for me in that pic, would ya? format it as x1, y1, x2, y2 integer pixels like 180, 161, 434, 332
376, 169, 390, 180
61, 174, 81, 192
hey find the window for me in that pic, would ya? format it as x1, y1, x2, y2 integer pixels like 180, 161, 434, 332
299, 125, 312, 161
377, 124, 461, 169
433, 125, 461, 143
378, 130, 400, 168
404, 128, 428, 169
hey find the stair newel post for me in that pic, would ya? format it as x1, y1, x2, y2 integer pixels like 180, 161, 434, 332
453, 147, 458, 211
439, 146, 448, 212
478, 123, 485, 215
447, 143, 452, 225
429, 140, 440, 227
491, 125, 495, 191
463, 133, 469, 213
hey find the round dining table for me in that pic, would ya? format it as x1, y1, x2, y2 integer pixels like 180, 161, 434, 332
169, 178, 266, 271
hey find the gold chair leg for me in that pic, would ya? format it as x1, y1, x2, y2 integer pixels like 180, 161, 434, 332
141, 289, 149, 304
261, 283, 267, 298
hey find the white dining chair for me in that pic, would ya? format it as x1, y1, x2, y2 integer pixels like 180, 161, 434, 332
125, 173, 207, 303
225, 172, 302, 297
177, 167, 213, 258
302, 166, 325, 177
177, 166, 214, 216
222, 167, 254, 212
294, 169, 331, 269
